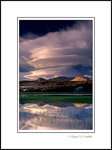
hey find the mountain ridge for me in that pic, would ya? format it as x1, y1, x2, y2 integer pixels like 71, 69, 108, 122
20, 76, 92, 82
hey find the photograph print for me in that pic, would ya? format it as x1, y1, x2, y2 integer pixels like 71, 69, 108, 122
18, 18, 94, 132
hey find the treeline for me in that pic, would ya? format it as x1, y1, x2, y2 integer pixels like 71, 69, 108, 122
20, 80, 92, 92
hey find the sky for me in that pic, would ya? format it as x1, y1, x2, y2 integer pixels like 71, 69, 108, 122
19, 20, 93, 81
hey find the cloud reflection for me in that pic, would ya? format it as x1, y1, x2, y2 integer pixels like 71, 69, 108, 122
19, 103, 93, 130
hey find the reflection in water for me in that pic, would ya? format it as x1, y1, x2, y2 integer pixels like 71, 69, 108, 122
73, 103, 87, 107
19, 103, 93, 130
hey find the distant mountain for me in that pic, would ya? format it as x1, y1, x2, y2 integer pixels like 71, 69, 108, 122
20, 76, 88, 83
71, 77, 87, 81
36, 78, 46, 81
49, 76, 74, 81
20, 76, 92, 92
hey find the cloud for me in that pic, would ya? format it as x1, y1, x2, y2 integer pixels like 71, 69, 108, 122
28, 55, 91, 70
19, 64, 35, 72
19, 21, 92, 80
71, 64, 92, 73
83, 75, 92, 79
23, 66, 67, 80
22, 65, 92, 80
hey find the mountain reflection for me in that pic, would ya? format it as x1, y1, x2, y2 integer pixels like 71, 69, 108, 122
19, 103, 92, 130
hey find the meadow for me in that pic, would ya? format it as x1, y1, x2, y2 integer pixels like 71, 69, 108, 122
19, 92, 92, 104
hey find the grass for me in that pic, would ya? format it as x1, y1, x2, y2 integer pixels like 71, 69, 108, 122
20, 91, 92, 95
19, 92, 92, 104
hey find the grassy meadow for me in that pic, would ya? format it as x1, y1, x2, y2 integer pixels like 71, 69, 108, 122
19, 92, 92, 104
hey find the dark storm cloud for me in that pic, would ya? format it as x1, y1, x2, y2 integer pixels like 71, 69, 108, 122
19, 20, 92, 39
71, 64, 92, 72
19, 64, 35, 72
69, 64, 92, 77
19, 20, 75, 37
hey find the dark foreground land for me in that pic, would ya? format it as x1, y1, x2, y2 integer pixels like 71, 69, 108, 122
20, 78, 92, 92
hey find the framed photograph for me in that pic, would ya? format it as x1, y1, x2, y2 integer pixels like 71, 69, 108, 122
1, 1, 111, 149
18, 18, 95, 133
